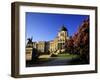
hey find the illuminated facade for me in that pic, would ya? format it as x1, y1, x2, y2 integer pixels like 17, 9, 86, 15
49, 25, 69, 53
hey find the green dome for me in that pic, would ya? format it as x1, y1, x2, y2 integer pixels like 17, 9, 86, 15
60, 25, 67, 31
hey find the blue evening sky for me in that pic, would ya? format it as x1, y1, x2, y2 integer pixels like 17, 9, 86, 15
26, 12, 89, 42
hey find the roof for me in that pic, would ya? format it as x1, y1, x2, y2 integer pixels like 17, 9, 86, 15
60, 25, 67, 31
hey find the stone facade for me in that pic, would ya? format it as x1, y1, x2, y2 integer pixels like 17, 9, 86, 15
37, 41, 46, 53
26, 47, 33, 61
49, 26, 69, 54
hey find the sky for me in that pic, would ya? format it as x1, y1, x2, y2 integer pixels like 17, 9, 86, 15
26, 12, 89, 42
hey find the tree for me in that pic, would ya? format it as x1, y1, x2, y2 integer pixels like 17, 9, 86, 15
64, 18, 89, 63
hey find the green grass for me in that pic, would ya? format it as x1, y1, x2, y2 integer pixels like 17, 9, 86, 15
38, 58, 49, 62
57, 53, 79, 58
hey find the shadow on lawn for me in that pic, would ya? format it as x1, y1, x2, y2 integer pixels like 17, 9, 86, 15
68, 57, 89, 65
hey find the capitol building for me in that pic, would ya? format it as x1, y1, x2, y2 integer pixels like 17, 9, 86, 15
26, 25, 69, 60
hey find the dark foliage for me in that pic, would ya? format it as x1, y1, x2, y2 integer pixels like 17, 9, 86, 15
32, 48, 40, 61
31, 48, 50, 61
64, 18, 89, 63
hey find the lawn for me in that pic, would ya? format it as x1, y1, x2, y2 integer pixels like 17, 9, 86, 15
57, 53, 79, 58
26, 53, 88, 67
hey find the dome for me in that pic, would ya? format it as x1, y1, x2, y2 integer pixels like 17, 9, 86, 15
60, 25, 67, 31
